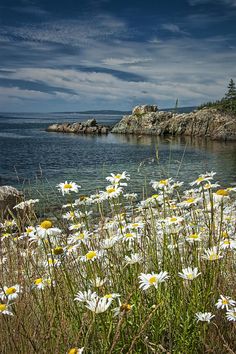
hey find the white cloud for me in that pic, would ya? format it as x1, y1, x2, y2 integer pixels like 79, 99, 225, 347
161, 23, 188, 35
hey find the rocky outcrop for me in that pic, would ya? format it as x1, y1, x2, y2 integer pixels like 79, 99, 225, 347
46, 118, 110, 135
132, 104, 158, 115
111, 106, 236, 141
0, 186, 23, 218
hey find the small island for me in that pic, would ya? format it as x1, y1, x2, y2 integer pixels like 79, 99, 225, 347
46, 118, 110, 135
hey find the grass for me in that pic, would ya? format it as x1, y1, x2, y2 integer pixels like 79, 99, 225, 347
0, 171, 236, 353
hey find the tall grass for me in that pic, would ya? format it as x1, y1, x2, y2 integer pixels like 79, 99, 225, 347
0, 171, 236, 353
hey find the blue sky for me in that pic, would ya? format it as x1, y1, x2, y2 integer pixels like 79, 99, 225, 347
0, 0, 236, 112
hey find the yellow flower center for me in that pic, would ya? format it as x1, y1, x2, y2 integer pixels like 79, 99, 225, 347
197, 177, 204, 183
209, 254, 219, 261
187, 274, 193, 280
149, 276, 157, 284
216, 189, 229, 197
68, 348, 79, 354
76, 233, 84, 240
53, 246, 64, 255
34, 278, 43, 285
26, 227, 34, 234
222, 231, 228, 238
223, 240, 230, 245
40, 220, 52, 229
189, 233, 199, 239
152, 194, 159, 199
125, 233, 134, 238
0, 304, 7, 312
5, 287, 16, 295
86, 251, 97, 260
131, 223, 139, 228
170, 217, 177, 222
64, 183, 73, 189
186, 198, 195, 203
160, 179, 168, 185
107, 187, 116, 194
222, 299, 229, 305
115, 174, 121, 179
104, 294, 113, 299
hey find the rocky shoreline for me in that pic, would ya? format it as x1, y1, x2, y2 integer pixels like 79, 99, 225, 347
46, 118, 110, 135
111, 105, 236, 141
46, 105, 236, 141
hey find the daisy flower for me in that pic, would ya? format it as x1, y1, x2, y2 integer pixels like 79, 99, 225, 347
106, 171, 130, 186
186, 233, 202, 243
139, 271, 169, 290
57, 181, 81, 196
0, 284, 21, 301
13, 199, 39, 210
202, 246, 223, 261
215, 295, 236, 310
178, 267, 201, 280
195, 312, 215, 323
124, 253, 143, 265
226, 308, 236, 322
190, 172, 216, 186
220, 239, 236, 250
85, 296, 113, 314
100, 185, 123, 199
74, 290, 98, 303
33, 277, 53, 290
0, 303, 13, 316
80, 250, 104, 262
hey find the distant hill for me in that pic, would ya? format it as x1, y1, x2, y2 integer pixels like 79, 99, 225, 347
68, 107, 197, 115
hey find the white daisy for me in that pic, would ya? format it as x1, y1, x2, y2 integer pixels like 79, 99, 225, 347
195, 312, 215, 323
139, 271, 169, 290
178, 267, 201, 280
215, 295, 236, 310
57, 181, 81, 196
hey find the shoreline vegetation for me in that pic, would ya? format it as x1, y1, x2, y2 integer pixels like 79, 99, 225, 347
0, 171, 236, 353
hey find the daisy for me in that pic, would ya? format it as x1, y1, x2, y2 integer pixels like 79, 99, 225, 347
57, 181, 81, 196
0, 303, 13, 316
32, 220, 61, 240
100, 185, 123, 199
80, 250, 103, 262
124, 253, 143, 265
68, 231, 90, 245
190, 172, 216, 186
215, 295, 236, 310
139, 271, 169, 290
202, 247, 223, 261
89, 277, 107, 288
0, 284, 21, 301
220, 239, 236, 250
195, 312, 215, 323
85, 296, 113, 314
106, 171, 130, 185
33, 277, 52, 290
113, 298, 133, 317
186, 233, 202, 243
178, 267, 201, 280
226, 308, 236, 322
74, 290, 98, 303
150, 178, 173, 191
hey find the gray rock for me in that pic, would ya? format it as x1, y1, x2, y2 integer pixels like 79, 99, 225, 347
112, 106, 236, 141
46, 118, 110, 135
0, 186, 23, 218
132, 105, 158, 115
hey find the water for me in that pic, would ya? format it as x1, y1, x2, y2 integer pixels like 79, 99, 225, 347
0, 112, 236, 204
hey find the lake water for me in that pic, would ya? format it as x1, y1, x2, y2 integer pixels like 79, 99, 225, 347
0, 112, 236, 204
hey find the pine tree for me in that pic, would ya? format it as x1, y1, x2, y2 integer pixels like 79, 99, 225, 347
225, 79, 236, 101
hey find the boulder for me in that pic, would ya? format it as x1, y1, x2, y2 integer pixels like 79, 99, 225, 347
0, 186, 23, 218
132, 105, 158, 115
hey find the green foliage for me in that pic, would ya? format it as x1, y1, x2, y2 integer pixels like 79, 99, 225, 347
198, 79, 236, 115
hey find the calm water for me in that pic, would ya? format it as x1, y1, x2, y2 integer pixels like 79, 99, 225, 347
0, 112, 236, 203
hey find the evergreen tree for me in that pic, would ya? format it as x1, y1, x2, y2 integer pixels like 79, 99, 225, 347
225, 79, 236, 101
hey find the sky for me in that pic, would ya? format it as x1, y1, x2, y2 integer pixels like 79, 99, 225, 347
0, 0, 236, 112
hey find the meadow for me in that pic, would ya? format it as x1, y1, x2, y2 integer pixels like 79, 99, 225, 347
0, 170, 236, 353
